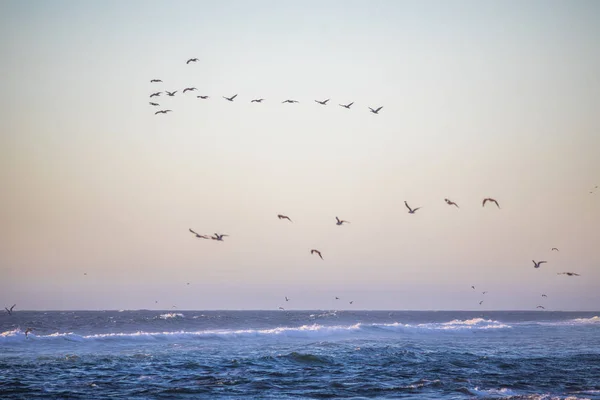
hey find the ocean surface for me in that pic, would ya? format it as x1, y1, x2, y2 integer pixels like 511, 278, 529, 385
1, 310, 599, 399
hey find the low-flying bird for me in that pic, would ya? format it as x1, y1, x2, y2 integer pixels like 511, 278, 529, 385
277, 214, 292, 222
150, 92, 161, 98
285, 297, 290, 302
149, 102, 159, 106
223, 94, 238, 102
315, 99, 329, 105
471, 286, 475, 290
482, 198, 500, 208
335, 216, 350, 225
533, 260, 547, 269
251, 98, 264, 103
404, 201, 421, 214
25, 328, 33, 338
278, 307, 285, 310
479, 301, 484, 305
211, 233, 228, 241
444, 198, 459, 208
189, 229, 210, 239
182, 87, 197, 93
551, 248, 559, 252
282, 99, 299, 104
536, 305, 545, 309
197, 95, 209, 99
542, 294, 547, 298
5, 304, 15, 315
165, 91, 177, 96
339, 102, 354, 109
154, 110, 172, 115
482, 291, 488, 295
349, 301, 354, 304
186, 58, 198, 64
150, 79, 162, 83
369, 106, 383, 114
558, 272, 580, 276
311, 249, 323, 260
335, 297, 340, 300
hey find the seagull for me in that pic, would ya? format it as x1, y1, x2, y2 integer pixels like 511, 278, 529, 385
189, 229, 210, 239
5, 304, 15, 315
444, 198, 459, 208
542, 294, 547, 298
211, 233, 228, 241
282, 99, 299, 104
471, 286, 475, 290
315, 99, 329, 105
285, 297, 290, 302
349, 301, 353, 304
150, 79, 162, 83
251, 98, 264, 103
278, 307, 285, 310
558, 272, 580, 276
369, 106, 383, 114
154, 110, 172, 115
533, 260, 547, 269
479, 301, 484, 305
197, 95, 209, 99
339, 102, 354, 109
149, 102, 160, 106
277, 214, 292, 222
186, 58, 199, 64
311, 249, 323, 260
404, 201, 421, 214
25, 328, 33, 338
223, 94, 238, 102
335, 297, 340, 300
482, 198, 501, 208
482, 291, 488, 295
551, 248, 559, 252
182, 87, 197, 93
150, 92, 161, 98
335, 216, 350, 225
165, 91, 177, 96
536, 305, 545, 309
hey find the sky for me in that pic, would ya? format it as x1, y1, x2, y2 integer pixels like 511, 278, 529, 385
1, 0, 599, 311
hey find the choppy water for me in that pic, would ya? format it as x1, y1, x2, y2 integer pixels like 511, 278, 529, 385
1, 310, 599, 399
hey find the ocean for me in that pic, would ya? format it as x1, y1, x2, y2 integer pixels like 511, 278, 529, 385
1, 310, 599, 399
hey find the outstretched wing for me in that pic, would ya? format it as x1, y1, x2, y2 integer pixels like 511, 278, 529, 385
404, 201, 412, 212
10, 304, 15, 312
231, 94, 238, 100
189, 228, 199, 236
375, 106, 383, 112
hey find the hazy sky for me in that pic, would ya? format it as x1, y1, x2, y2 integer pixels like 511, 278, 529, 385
1, 1, 599, 310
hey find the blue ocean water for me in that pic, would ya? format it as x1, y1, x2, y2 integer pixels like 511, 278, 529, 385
1, 310, 599, 399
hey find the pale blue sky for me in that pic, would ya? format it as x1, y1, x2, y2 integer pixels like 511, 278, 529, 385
1, 1, 599, 310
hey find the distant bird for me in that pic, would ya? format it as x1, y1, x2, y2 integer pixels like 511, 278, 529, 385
5, 304, 15, 315
311, 249, 323, 260
335, 216, 350, 225
154, 110, 172, 115
551, 248, 559, 252
533, 260, 547, 269
335, 297, 340, 300
186, 58, 199, 64
542, 294, 547, 298
150, 92, 161, 98
282, 99, 299, 104
251, 98, 264, 103
277, 214, 292, 222
149, 102, 160, 106
197, 95, 209, 99
471, 286, 475, 290
315, 99, 329, 105
339, 102, 354, 109
369, 106, 383, 114
25, 328, 33, 338
223, 94, 238, 102
479, 301, 484, 305
165, 91, 177, 96
482, 291, 488, 295
558, 272, 580, 276
189, 229, 209, 239
404, 201, 421, 214
183, 87, 197, 93
444, 198, 459, 208
349, 301, 353, 304
84, 272, 87, 276
278, 307, 285, 311
482, 198, 500, 208
211, 233, 228, 241
150, 79, 162, 83
536, 305, 545, 309
187, 282, 190, 285
285, 297, 290, 302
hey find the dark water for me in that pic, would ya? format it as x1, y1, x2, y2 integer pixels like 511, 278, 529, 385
1, 310, 599, 399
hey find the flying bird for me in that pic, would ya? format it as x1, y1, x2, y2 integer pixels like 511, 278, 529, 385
404, 201, 421, 214
25, 328, 33, 338
479, 301, 484, 305
482, 198, 501, 208
339, 102, 354, 109
541, 294, 547, 298
5, 304, 15, 315
558, 272, 580, 276
444, 198, 459, 208
482, 291, 488, 295
223, 94, 238, 102
532, 260, 547, 269
197, 95, 209, 99
285, 297, 290, 302
182, 87, 197, 93
551, 248, 559, 252
186, 58, 199, 64
150, 79, 162, 83
278, 307, 285, 310
149, 102, 160, 106
536, 306, 545, 309
165, 91, 177, 96
277, 214, 292, 222
315, 99, 329, 105
282, 99, 299, 104
335, 297, 340, 300
211, 233, 229, 241
349, 301, 353, 304
251, 98, 264, 103
369, 106, 383, 114
154, 110, 172, 115
150, 92, 161, 98
311, 249, 323, 260
335, 216, 350, 225
471, 286, 475, 290
189, 229, 210, 239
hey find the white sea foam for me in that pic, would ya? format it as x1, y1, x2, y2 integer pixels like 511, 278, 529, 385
157, 313, 184, 319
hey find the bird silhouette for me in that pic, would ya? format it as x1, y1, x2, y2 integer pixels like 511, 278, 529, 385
189, 229, 210, 239
223, 94, 238, 102
532, 260, 547, 269
311, 249, 323, 260
315, 99, 329, 105
404, 201, 421, 214
165, 91, 177, 96
482, 198, 500, 208
444, 198, 459, 208
186, 58, 199, 64
197, 95, 209, 99
149, 102, 159, 106
182, 87, 197, 93
369, 106, 383, 114
251, 98, 264, 103
5, 304, 15, 315
339, 102, 354, 109
282, 99, 299, 104
150, 92, 161, 98
277, 214, 292, 222
150, 79, 162, 83
154, 110, 172, 115
335, 217, 350, 225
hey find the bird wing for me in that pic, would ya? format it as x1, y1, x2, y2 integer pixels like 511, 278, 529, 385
404, 201, 411, 212
10, 304, 15, 311
482, 198, 488, 206
413, 207, 421, 212
189, 228, 199, 235
493, 199, 500, 208
232, 94, 238, 100
369, 107, 375, 112
348, 102, 354, 107
375, 106, 383, 112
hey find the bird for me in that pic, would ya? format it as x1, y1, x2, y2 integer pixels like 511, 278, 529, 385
444, 198, 459, 208
349, 301, 353, 304
150, 92, 161, 98
335, 216, 350, 225
165, 91, 177, 96
154, 110, 172, 115
251, 98, 264, 103
482, 198, 501, 208
187, 283, 190, 285
5, 304, 15, 315
277, 214, 292, 222
479, 301, 484, 305
182, 87, 197, 93
25, 328, 33, 338
149, 102, 159, 106
223, 94, 238, 102
551, 248, 559, 252
471, 286, 475, 290
404, 201, 421, 214
84, 272, 87, 276
282, 99, 299, 104
339, 102, 354, 109
150, 79, 162, 83
278, 307, 285, 310
536, 306, 545, 309
211, 233, 228, 241
335, 297, 340, 300
285, 297, 290, 302
532, 260, 547, 269
186, 58, 199, 64
315, 99, 329, 105
369, 106, 383, 114
311, 249, 323, 260
482, 291, 488, 295
542, 294, 547, 298
189, 229, 210, 239
197, 95, 209, 99
558, 272, 580, 276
